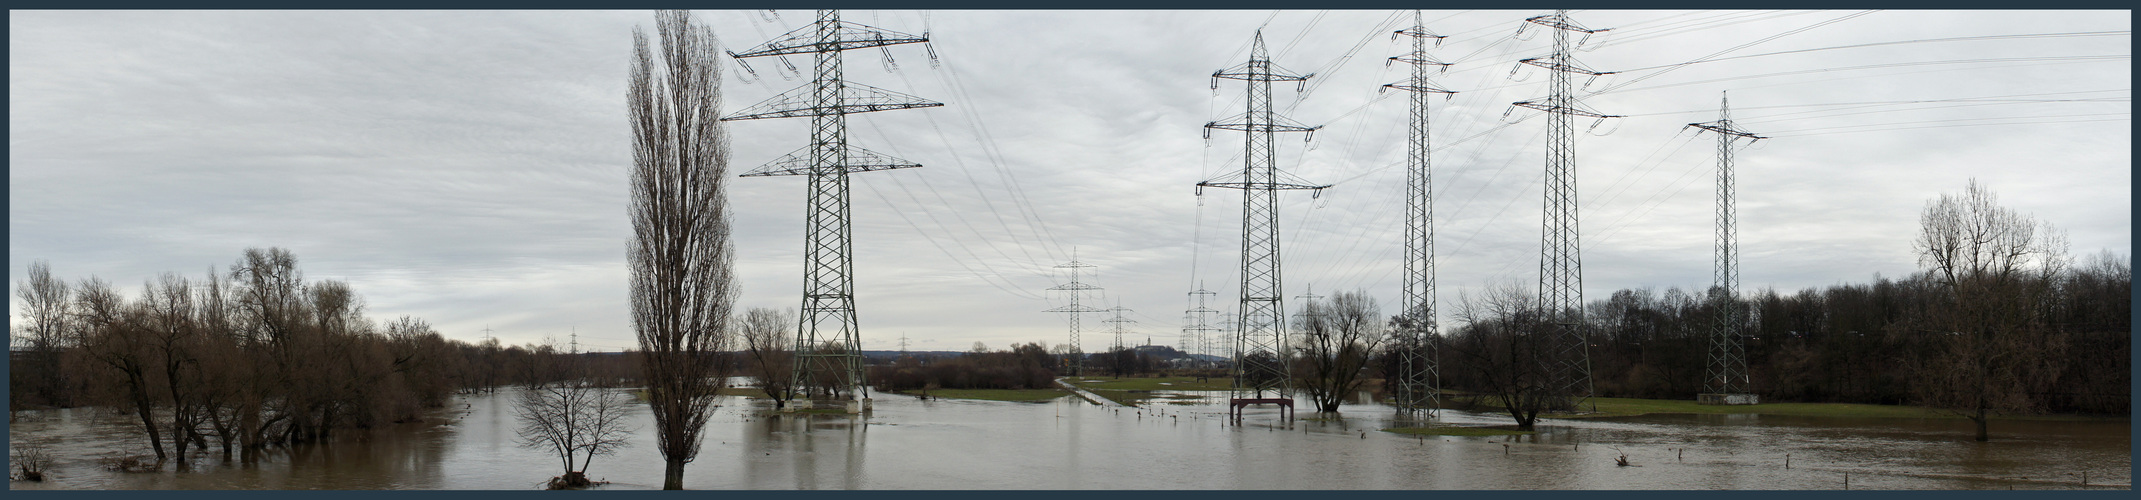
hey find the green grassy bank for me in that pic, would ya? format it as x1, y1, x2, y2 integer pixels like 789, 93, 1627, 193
885, 388, 1070, 402
1382, 426, 1536, 437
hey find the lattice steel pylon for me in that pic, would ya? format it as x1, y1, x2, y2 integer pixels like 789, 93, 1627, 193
1104, 302, 1136, 351
1198, 31, 1328, 419
1688, 92, 1764, 404
724, 9, 941, 411
1045, 252, 1103, 376
1383, 10, 1456, 417
1184, 286, 1221, 369
1510, 10, 1616, 410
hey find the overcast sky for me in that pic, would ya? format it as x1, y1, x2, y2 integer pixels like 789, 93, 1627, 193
10, 10, 2129, 352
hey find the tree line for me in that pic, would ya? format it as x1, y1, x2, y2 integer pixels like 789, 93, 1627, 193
1431, 180, 2128, 439
7, 248, 640, 466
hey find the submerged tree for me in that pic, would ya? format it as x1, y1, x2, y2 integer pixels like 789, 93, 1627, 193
14, 261, 74, 409
515, 375, 636, 489
627, 9, 737, 490
1908, 179, 2070, 442
738, 307, 795, 406
1446, 280, 1557, 430
1293, 290, 1385, 413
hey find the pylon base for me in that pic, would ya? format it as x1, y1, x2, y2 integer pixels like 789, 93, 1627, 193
1697, 393, 1759, 405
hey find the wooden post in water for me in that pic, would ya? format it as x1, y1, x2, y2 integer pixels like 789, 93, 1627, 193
1786, 454, 1791, 469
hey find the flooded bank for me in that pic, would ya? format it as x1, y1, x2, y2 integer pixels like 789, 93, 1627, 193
9, 388, 2129, 489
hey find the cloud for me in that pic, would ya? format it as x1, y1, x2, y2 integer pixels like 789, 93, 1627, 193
11, 10, 2128, 351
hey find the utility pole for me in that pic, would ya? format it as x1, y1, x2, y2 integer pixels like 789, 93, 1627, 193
725, 9, 941, 413
1199, 30, 1328, 421
1184, 286, 1221, 369
482, 324, 494, 344
1511, 10, 1615, 410
1045, 250, 1104, 375
1384, 9, 1455, 417
1689, 91, 1764, 405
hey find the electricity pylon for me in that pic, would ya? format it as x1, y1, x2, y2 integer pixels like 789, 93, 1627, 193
1688, 92, 1764, 404
1383, 9, 1455, 417
1104, 302, 1136, 351
1511, 10, 1615, 410
1045, 252, 1103, 375
1184, 286, 1221, 369
1198, 30, 1328, 420
725, 9, 941, 412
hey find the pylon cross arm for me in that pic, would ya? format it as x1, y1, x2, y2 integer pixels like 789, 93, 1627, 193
1687, 122, 1765, 139
1524, 14, 1609, 33
1384, 82, 1457, 94
1393, 27, 1446, 40
1513, 101, 1619, 119
722, 81, 943, 121
739, 144, 921, 177
1519, 57, 1614, 76
1212, 69, 1312, 82
729, 21, 927, 58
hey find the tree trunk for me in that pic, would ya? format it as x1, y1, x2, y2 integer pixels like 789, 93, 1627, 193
1973, 407, 1990, 442
127, 373, 167, 461
663, 460, 686, 490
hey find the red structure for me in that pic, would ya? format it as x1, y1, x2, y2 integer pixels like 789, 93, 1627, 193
1229, 398, 1294, 420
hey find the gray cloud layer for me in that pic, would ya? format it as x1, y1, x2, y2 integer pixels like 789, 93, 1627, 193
11, 10, 2129, 351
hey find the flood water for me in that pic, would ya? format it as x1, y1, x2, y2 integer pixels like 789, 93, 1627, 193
9, 386, 2129, 490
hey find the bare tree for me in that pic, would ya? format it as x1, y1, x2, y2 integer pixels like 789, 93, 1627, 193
1909, 179, 2070, 441
75, 277, 166, 461
1292, 290, 1386, 413
228, 247, 305, 461
15, 261, 75, 408
1446, 280, 1556, 430
628, 9, 737, 490
738, 307, 795, 406
515, 377, 636, 489
141, 273, 208, 462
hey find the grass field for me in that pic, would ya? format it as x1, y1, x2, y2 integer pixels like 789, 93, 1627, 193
1060, 376, 1232, 392
887, 388, 1070, 402
1474, 397, 2117, 421
1381, 426, 1536, 437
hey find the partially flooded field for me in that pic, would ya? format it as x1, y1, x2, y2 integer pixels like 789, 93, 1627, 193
9, 386, 2128, 490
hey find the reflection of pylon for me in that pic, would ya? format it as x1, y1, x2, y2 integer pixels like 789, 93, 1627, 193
1383, 9, 1455, 417
1044, 250, 1103, 375
725, 9, 941, 408
1688, 92, 1764, 401
1511, 10, 1616, 409
1199, 31, 1327, 420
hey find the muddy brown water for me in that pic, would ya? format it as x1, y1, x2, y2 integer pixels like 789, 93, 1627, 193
7, 388, 2128, 490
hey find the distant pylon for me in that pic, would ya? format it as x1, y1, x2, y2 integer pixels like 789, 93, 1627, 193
725, 9, 941, 410
1510, 10, 1616, 410
1688, 92, 1764, 403
1383, 9, 1455, 417
1199, 30, 1328, 420
1183, 286, 1221, 369
1045, 249, 1104, 375
1103, 302, 1136, 351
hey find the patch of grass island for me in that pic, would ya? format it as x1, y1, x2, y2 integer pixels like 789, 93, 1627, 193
1382, 425, 1536, 437
889, 388, 1070, 402
1463, 396, 2119, 421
